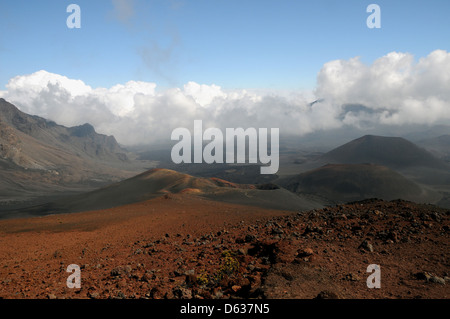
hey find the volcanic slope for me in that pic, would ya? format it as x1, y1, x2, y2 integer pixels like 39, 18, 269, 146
0, 98, 129, 165
8, 168, 323, 219
0, 99, 149, 207
279, 163, 441, 205
320, 135, 448, 169
417, 134, 450, 162
0, 197, 448, 299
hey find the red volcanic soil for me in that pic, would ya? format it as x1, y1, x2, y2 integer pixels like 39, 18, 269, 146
0, 195, 448, 299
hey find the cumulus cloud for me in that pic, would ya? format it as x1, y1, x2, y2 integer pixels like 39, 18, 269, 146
1, 70, 329, 145
183, 82, 227, 107
316, 49, 450, 126
1, 50, 449, 146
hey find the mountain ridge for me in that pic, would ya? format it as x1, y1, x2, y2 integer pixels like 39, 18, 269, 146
280, 163, 440, 205
0, 99, 149, 207
0, 98, 128, 163
3, 168, 323, 219
321, 134, 448, 169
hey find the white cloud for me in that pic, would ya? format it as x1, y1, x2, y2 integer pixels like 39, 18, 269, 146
1, 70, 326, 145
183, 82, 227, 107
315, 49, 450, 126
1, 50, 449, 146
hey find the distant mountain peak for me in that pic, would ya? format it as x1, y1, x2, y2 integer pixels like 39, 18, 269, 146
322, 134, 447, 169
358, 134, 398, 141
0, 98, 21, 115
69, 123, 96, 137
282, 163, 437, 204
0, 99, 129, 169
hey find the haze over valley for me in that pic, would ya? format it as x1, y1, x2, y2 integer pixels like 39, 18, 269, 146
1, 97, 449, 220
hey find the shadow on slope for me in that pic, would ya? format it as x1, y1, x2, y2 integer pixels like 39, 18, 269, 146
4, 169, 323, 219
279, 163, 441, 205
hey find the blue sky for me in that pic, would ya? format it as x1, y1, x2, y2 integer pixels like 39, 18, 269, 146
1, 0, 449, 91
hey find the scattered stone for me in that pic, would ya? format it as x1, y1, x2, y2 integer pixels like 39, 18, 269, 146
213, 288, 223, 299
116, 291, 126, 299
271, 228, 284, 235
374, 210, 383, 216
358, 240, 374, 252
173, 269, 184, 277
245, 234, 256, 243
185, 273, 197, 286
345, 273, 361, 281
185, 269, 195, 276
315, 290, 340, 299
231, 285, 241, 292
238, 248, 247, 255
1, 197, 448, 300
429, 276, 446, 285
173, 287, 193, 299
111, 265, 132, 277
150, 287, 162, 299
88, 292, 100, 299
415, 272, 432, 281
413, 271, 446, 284
296, 248, 314, 258
303, 225, 323, 235
140, 272, 152, 283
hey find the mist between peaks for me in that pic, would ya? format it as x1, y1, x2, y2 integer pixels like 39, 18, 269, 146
171, 120, 279, 175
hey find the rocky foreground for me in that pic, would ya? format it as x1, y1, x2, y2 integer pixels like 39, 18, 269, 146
0, 196, 448, 299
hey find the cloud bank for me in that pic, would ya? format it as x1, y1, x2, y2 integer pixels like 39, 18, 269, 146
1, 50, 449, 146
316, 50, 450, 127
